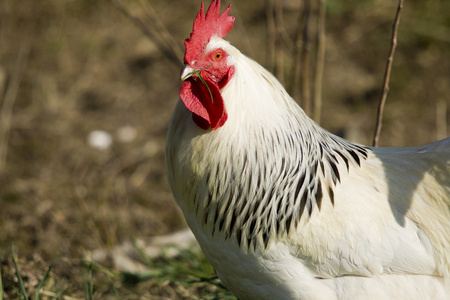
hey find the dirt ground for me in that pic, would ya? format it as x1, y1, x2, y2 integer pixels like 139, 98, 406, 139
0, 0, 448, 299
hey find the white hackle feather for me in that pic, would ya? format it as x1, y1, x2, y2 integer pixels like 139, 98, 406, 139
166, 36, 450, 299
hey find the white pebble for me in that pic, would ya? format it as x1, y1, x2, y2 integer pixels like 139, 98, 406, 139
87, 130, 112, 150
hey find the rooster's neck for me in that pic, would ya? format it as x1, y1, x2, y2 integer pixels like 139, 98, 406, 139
193, 105, 369, 252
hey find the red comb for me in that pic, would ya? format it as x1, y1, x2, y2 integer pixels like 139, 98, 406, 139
184, 0, 235, 64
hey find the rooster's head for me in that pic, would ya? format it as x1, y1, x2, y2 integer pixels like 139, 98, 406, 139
180, 0, 235, 130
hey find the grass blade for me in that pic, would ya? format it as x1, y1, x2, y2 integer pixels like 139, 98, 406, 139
34, 254, 58, 300
11, 245, 29, 300
196, 72, 214, 103
181, 65, 214, 103
83, 254, 95, 300
83, 264, 94, 300
109, 276, 120, 300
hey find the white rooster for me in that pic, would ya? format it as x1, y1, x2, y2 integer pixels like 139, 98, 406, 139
165, 1, 450, 299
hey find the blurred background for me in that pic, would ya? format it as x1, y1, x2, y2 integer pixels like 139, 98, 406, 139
0, 0, 448, 298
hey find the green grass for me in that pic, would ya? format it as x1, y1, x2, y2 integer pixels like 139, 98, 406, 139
2, 243, 236, 299
11, 245, 28, 300
35, 254, 58, 300
83, 257, 94, 300
121, 240, 236, 299
5, 245, 58, 300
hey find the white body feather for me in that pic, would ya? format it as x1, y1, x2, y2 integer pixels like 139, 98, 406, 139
166, 37, 450, 299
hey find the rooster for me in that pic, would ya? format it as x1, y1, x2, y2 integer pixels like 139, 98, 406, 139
165, 1, 450, 299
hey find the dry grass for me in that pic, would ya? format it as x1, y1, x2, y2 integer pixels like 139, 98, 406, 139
0, 0, 448, 299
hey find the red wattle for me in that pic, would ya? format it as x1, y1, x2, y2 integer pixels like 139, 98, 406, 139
179, 78, 227, 130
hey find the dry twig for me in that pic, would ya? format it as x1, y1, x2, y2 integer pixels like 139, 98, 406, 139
265, 0, 276, 72
300, 0, 312, 116
274, 0, 285, 84
111, 0, 183, 67
372, 0, 404, 147
313, 0, 326, 124
289, 1, 305, 105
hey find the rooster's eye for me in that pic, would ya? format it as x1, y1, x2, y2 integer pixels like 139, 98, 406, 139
213, 51, 223, 61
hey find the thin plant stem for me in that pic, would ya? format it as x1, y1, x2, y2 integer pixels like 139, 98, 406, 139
111, 0, 183, 67
181, 65, 214, 103
34, 254, 58, 300
372, 0, 404, 146
265, 0, 276, 72
300, 0, 312, 116
11, 245, 28, 300
274, 0, 285, 84
138, 0, 184, 61
313, 0, 326, 124
289, 1, 305, 104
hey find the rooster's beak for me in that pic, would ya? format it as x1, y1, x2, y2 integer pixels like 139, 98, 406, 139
180, 64, 195, 81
